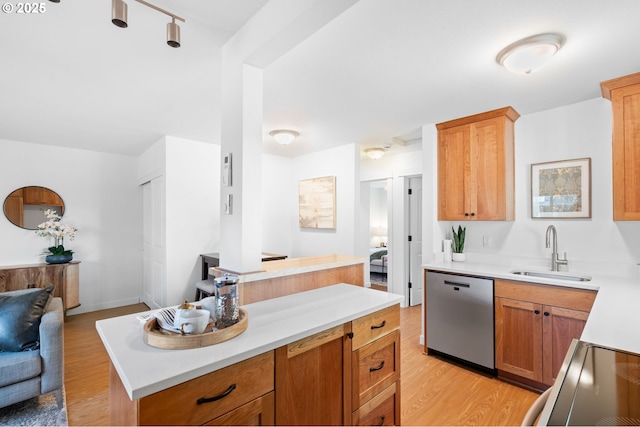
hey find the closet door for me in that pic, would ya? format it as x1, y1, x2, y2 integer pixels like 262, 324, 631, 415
142, 176, 165, 309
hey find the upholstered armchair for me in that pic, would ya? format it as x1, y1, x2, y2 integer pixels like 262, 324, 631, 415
0, 288, 64, 409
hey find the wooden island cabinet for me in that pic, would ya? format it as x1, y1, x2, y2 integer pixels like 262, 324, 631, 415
100, 284, 403, 426
495, 279, 596, 388
436, 106, 519, 221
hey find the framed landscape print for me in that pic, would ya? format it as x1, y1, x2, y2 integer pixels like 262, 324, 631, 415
531, 158, 591, 218
299, 176, 336, 229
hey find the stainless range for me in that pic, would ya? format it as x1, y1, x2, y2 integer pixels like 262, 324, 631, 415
540, 340, 640, 426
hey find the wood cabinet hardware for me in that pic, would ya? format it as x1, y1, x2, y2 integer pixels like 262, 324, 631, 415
370, 320, 386, 330
197, 383, 236, 405
369, 361, 385, 372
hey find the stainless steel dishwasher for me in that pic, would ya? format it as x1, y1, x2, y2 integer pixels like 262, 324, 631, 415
426, 271, 495, 370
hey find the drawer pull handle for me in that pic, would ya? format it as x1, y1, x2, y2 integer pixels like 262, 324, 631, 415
370, 361, 385, 372
346, 332, 354, 339
371, 320, 386, 330
377, 415, 386, 426
197, 383, 236, 405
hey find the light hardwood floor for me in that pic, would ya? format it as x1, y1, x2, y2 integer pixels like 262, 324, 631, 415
63, 302, 539, 426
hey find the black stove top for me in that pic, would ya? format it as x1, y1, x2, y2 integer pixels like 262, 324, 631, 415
547, 341, 640, 426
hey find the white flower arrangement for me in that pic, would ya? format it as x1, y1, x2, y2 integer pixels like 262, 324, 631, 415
35, 209, 78, 256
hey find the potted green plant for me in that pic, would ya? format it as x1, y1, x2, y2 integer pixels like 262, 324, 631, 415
452, 225, 466, 262
35, 209, 78, 264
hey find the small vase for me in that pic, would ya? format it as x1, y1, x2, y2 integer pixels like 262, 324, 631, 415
452, 253, 465, 262
46, 254, 73, 264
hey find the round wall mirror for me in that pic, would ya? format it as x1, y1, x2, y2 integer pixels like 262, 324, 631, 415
3, 186, 65, 230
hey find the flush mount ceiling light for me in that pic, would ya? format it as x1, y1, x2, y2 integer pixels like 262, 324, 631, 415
269, 130, 299, 145
111, 0, 185, 48
496, 33, 565, 74
365, 148, 386, 160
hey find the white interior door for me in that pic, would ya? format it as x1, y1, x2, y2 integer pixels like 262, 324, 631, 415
142, 177, 165, 309
407, 176, 423, 306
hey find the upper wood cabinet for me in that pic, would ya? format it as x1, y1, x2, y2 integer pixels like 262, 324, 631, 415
601, 72, 640, 220
22, 186, 63, 206
436, 107, 519, 221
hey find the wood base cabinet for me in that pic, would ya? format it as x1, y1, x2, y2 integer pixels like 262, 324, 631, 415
350, 305, 401, 426
0, 261, 80, 313
275, 304, 401, 426
275, 324, 351, 426
495, 280, 596, 388
110, 352, 275, 426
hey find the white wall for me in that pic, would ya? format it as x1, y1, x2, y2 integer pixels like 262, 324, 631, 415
431, 98, 640, 278
0, 138, 142, 313
287, 143, 359, 257
261, 154, 296, 256
138, 136, 221, 306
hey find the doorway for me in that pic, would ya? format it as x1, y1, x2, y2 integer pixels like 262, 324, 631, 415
407, 175, 423, 306
369, 179, 390, 291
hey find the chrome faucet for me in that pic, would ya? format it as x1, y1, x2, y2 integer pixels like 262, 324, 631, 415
545, 225, 568, 271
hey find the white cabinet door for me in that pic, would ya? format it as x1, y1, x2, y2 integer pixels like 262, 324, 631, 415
142, 176, 165, 309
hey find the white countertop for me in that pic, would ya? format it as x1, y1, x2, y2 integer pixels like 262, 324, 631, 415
96, 284, 403, 401
210, 254, 366, 283
423, 260, 640, 355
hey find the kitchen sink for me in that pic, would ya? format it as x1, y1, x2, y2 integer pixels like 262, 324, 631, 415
510, 269, 592, 282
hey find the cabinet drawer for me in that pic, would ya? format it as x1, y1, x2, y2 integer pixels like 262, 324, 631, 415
495, 280, 596, 312
352, 382, 399, 426
139, 351, 274, 426
351, 304, 399, 350
205, 391, 274, 426
352, 329, 400, 409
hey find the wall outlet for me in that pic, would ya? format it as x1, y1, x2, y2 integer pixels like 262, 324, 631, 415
483, 235, 491, 247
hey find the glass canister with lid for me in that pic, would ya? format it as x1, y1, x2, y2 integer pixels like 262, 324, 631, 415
214, 273, 239, 329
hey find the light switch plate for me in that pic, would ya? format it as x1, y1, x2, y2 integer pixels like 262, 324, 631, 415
223, 194, 232, 215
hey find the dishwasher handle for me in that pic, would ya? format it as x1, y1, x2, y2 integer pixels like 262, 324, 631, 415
444, 280, 470, 288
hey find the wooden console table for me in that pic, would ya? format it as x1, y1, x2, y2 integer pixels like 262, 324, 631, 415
0, 261, 80, 314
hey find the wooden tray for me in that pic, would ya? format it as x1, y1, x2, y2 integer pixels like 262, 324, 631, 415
143, 308, 248, 350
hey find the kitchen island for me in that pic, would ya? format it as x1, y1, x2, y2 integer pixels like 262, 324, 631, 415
97, 283, 403, 425
211, 254, 366, 305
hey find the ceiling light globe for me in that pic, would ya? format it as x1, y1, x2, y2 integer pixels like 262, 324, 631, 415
365, 148, 385, 160
497, 33, 565, 74
269, 130, 299, 145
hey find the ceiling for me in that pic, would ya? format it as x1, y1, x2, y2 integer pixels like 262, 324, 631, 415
2, 0, 640, 158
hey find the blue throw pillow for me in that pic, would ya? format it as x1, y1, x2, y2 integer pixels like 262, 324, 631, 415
0, 286, 54, 352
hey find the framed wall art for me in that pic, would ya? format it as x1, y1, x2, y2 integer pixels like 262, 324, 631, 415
299, 176, 336, 229
531, 158, 591, 218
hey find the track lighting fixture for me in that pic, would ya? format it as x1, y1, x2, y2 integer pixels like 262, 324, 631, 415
167, 17, 180, 48
111, 0, 128, 28
111, 0, 185, 48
